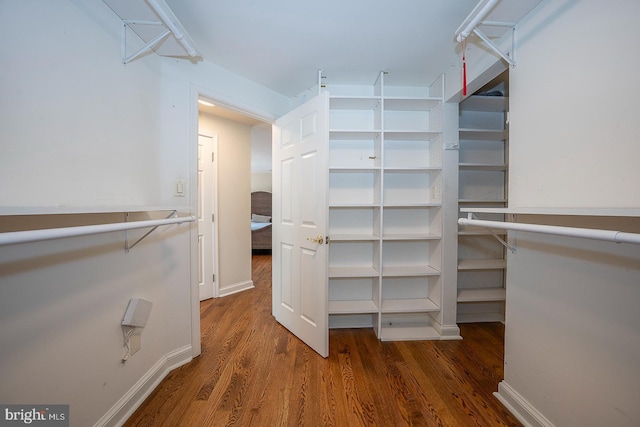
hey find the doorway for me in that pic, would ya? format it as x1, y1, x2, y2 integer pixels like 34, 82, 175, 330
196, 97, 273, 299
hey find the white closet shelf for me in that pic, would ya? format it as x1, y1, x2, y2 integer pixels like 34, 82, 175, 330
329, 266, 379, 278
328, 205, 380, 210
329, 97, 381, 109
384, 98, 441, 111
458, 259, 507, 270
329, 130, 381, 139
459, 163, 507, 171
383, 167, 442, 172
382, 233, 441, 240
329, 166, 381, 172
379, 323, 440, 341
382, 298, 439, 313
382, 265, 440, 276
329, 233, 380, 241
329, 300, 379, 314
457, 288, 506, 302
459, 128, 508, 140
459, 95, 508, 112
458, 199, 507, 204
0, 205, 186, 216
460, 207, 640, 217
384, 130, 442, 139
383, 202, 442, 208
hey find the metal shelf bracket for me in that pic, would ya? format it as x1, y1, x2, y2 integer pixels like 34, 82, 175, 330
467, 212, 516, 253
125, 210, 177, 253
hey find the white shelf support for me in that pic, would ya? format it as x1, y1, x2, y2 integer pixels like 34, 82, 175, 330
104, 0, 201, 64
455, 0, 534, 68
471, 25, 516, 67
463, 213, 516, 253
458, 215, 640, 245
124, 210, 178, 252
122, 21, 171, 64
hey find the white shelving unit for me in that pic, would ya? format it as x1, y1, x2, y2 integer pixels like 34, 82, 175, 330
457, 78, 509, 324
327, 72, 445, 340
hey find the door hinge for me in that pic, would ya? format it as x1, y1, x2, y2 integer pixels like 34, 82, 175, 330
212, 274, 215, 282
212, 152, 215, 162
212, 214, 214, 222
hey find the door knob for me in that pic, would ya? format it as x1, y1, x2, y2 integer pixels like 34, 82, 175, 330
306, 234, 324, 244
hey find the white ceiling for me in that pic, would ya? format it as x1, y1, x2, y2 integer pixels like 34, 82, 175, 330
165, 0, 480, 97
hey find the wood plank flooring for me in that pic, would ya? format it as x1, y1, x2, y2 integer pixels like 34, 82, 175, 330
124, 254, 521, 426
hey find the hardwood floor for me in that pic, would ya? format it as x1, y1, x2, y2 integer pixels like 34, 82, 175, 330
124, 254, 521, 426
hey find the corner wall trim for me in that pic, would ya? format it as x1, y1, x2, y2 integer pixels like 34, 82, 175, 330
494, 381, 555, 427
94, 345, 193, 427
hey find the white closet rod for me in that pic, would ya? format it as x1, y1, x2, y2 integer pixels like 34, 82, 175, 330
0, 215, 195, 247
146, 0, 200, 57
458, 217, 640, 245
455, 0, 500, 42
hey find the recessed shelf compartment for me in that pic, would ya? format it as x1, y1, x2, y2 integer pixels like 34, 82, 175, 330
329, 169, 381, 206
458, 96, 508, 113
329, 206, 380, 240
459, 128, 507, 141
329, 277, 380, 313
329, 131, 381, 169
457, 287, 506, 302
381, 276, 440, 313
382, 240, 441, 276
383, 170, 442, 205
382, 206, 441, 240
329, 240, 380, 278
379, 313, 440, 341
459, 163, 507, 171
458, 234, 504, 259
459, 170, 505, 201
329, 96, 381, 132
457, 258, 507, 270
384, 134, 442, 169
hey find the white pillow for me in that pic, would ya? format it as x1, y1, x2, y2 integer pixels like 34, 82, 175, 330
251, 213, 271, 223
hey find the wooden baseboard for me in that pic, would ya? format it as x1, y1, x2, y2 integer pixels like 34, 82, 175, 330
95, 345, 192, 427
494, 381, 555, 427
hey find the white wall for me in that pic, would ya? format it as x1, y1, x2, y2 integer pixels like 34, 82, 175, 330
0, 1, 290, 426
251, 124, 273, 192
199, 113, 253, 295
503, 216, 640, 427
509, 0, 640, 208
456, 1, 640, 426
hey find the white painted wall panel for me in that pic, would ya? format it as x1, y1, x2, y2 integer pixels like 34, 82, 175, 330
509, 0, 640, 208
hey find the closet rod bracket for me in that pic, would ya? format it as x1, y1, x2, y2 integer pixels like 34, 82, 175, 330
466, 213, 516, 253
125, 210, 177, 253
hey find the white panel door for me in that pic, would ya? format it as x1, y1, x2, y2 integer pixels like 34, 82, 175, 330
198, 134, 218, 301
272, 93, 329, 357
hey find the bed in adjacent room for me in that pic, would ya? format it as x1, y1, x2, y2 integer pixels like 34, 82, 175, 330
250, 191, 272, 253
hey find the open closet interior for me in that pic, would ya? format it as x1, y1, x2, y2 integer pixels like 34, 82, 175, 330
456, 71, 509, 324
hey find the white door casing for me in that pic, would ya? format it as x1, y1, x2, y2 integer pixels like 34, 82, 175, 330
198, 134, 219, 301
272, 93, 329, 357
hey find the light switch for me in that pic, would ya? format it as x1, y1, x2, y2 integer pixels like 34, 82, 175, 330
175, 180, 185, 197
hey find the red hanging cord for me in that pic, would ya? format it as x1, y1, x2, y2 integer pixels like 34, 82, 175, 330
462, 39, 468, 96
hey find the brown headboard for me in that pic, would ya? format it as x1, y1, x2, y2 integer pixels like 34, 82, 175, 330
251, 191, 272, 217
